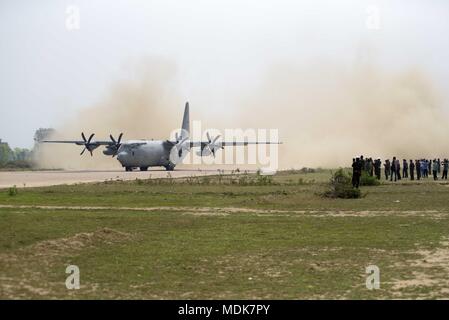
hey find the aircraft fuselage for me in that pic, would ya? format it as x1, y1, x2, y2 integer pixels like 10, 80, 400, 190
116, 140, 175, 171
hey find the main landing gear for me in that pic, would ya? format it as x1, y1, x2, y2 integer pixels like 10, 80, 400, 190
125, 166, 148, 172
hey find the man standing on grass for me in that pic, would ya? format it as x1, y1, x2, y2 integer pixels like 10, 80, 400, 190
409, 159, 415, 181
432, 159, 439, 180
442, 159, 448, 180
391, 157, 397, 182
360, 155, 365, 174
384, 159, 391, 180
352, 157, 362, 188
352, 158, 356, 187
416, 160, 421, 180
374, 159, 381, 180
402, 159, 408, 179
423, 160, 428, 178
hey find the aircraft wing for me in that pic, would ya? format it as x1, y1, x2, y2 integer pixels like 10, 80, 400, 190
218, 141, 282, 146
41, 140, 113, 146
187, 141, 282, 147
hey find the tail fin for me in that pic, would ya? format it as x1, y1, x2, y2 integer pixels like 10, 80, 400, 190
181, 102, 190, 139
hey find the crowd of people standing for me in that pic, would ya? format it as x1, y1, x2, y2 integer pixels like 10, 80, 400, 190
351, 156, 449, 188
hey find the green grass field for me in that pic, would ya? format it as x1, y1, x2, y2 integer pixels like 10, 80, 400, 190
1, 169, 449, 299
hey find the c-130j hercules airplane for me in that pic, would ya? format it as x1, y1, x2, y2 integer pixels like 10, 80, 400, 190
42, 102, 281, 171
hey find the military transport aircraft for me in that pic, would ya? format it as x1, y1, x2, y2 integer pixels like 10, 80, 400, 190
41, 102, 281, 171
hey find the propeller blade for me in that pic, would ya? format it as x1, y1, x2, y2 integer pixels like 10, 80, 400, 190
109, 134, 116, 144
212, 135, 221, 144
81, 132, 87, 142
206, 132, 211, 143
80, 147, 86, 155
89, 150, 93, 156
87, 133, 95, 144
117, 133, 123, 144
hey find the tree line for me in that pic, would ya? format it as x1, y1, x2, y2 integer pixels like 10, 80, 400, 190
0, 128, 54, 168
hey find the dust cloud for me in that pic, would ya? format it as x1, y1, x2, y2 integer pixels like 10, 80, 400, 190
35, 58, 449, 170
232, 61, 449, 168
35, 58, 182, 169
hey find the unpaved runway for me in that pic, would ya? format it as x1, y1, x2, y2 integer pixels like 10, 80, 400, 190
0, 168, 240, 188
0, 204, 446, 218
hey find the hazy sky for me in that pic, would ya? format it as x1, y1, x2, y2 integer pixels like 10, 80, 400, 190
1, 0, 448, 148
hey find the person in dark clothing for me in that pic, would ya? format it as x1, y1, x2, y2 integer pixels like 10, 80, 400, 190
397, 159, 401, 180
384, 159, 391, 180
351, 158, 356, 187
402, 159, 408, 178
409, 160, 415, 180
374, 159, 381, 180
416, 160, 421, 180
442, 159, 448, 180
352, 157, 362, 188
438, 158, 441, 174
390, 157, 397, 182
428, 160, 432, 177
424, 160, 429, 178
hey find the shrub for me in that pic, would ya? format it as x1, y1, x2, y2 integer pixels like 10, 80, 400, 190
255, 175, 273, 185
321, 169, 361, 199
360, 172, 380, 186
8, 185, 18, 196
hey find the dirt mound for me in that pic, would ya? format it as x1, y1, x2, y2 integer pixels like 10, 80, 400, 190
30, 228, 133, 259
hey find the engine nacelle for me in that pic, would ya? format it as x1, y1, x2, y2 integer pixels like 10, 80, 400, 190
103, 145, 118, 156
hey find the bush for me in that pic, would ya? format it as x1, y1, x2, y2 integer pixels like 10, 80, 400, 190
1, 160, 32, 169
321, 169, 361, 199
360, 172, 380, 186
8, 185, 18, 196
255, 175, 273, 185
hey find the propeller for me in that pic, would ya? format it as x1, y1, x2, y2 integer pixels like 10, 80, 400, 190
109, 133, 123, 157
80, 132, 95, 156
169, 136, 190, 164
175, 137, 190, 158
197, 132, 222, 157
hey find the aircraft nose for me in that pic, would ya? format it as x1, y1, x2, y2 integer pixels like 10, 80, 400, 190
117, 152, 127, 163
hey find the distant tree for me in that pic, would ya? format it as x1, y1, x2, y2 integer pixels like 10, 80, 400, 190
0, 141, 13, 166
30, 128, 56, 168
33, 128, 55, 143
12, 148, 31, 161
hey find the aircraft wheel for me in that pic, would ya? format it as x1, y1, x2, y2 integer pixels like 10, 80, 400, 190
165, 164, 175, 171
125, 167, 133, 172
140, 167, 148, 171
